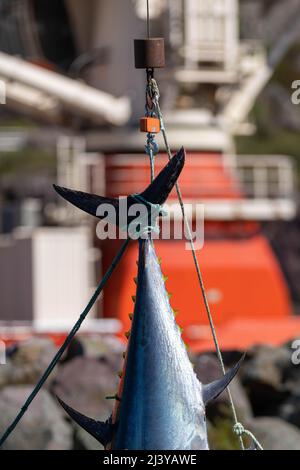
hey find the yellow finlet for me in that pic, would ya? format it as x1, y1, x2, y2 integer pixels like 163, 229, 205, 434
106, 394, 121, 401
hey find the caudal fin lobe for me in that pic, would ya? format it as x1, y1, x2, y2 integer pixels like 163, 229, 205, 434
56, 396, 113, 447
202, 354, 245, 405
53, 147, 185, 221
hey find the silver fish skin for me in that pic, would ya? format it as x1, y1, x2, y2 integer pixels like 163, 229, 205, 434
113, 238, 208, 450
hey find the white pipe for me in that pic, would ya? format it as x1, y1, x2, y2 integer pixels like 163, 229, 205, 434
0, 76, 62, 123
0, 51, 131, 126
169, 199, 297, 221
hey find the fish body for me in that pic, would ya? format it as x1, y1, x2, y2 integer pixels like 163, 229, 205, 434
55, 148, 244, 450
113, 238, 208, 450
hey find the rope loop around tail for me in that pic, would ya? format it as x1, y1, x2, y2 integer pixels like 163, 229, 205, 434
121, 193, 167, 238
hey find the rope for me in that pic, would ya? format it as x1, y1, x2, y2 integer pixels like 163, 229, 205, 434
145, 70, 159, 183
146, 0, 150, 39
149, 77, 263, 451
233, 423, 263, 450
0, 238, 130, 447
145, 133, 158, 182
121, 194, 166, 238
132, 193, 167, 217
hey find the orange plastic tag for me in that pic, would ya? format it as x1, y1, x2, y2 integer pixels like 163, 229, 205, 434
140, 117, 161, 133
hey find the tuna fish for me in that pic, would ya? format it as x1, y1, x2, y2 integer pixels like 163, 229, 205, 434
54, 147, 244, 450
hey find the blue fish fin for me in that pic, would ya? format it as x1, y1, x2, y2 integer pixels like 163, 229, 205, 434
139, 146, 185, 205
53, 185, 119, 219
53, 147, 185, 220
56, 396, 113, 447
202, 354, 245, 405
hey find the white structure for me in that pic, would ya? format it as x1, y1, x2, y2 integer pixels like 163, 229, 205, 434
183, 0, 238, 70
0, 340, 5, 365
0, 51, 131, 126
0, 78, 5, 104
0, 227, 96, 328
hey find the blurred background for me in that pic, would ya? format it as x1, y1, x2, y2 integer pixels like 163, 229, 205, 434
0, 0, 300, 450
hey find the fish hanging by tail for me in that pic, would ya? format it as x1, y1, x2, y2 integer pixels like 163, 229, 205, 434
54, 147, 244, 450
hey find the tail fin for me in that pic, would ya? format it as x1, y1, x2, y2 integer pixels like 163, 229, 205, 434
53, 185, 118, 219
202, 354, 245, 405
57, 396, 113, 447
53, 147, 185, 221
139, 146, 185, 205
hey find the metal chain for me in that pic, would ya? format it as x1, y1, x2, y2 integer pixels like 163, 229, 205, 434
145, 73, 159, 183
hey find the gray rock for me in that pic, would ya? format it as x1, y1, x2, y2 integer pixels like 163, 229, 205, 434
0, 386, 72, 450
53, 355, 121, 448
246, 417, 300, 450
193, 354, 221, 385
0, 338, 57, 389
53, 356, 121, 416
240, 345, 291, 414
75, 426, 104, 450
60, 335, 124, 365
279, 394, 300, 428
60, 338, 84, 363
242, 345, 291, 388
227, 377, 253, 421
78, 334, 124, 368
240, 345, 291, 416
193, 354, 252, 420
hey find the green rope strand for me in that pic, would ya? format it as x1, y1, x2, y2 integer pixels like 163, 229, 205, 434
149, 146, 155, 183
233, 423, 263, 450
0, 238, 130, 448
